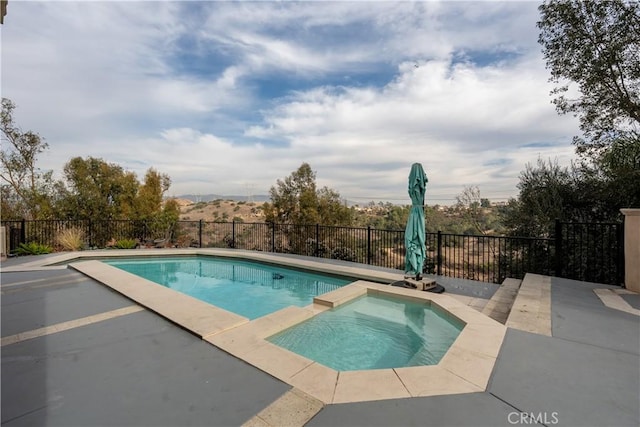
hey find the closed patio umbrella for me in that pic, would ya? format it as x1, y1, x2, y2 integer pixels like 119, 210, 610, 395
405, 163, 427, 281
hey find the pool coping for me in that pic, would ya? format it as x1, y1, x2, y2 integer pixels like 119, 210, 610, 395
58, 249, 507, 404
207, 281, 506, 404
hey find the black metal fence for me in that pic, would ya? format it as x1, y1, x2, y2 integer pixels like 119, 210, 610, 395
554, 221, 624, 285
1, 218, 624, 285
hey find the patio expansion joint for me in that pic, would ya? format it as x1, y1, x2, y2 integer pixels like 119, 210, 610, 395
0, 273, 80, 288
0, 305, 145, 347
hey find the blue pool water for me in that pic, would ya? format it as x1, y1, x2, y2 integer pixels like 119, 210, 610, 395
105, 256, 351, 319
268, 294, 464, 371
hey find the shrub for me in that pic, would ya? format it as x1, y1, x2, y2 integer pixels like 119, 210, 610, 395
330, 247, 356, 262
223, 234, 235, 248
55, 227, 86, 251
12, 242, 53, 256
113, 239, 138, 249
305, 238, 327, 257
423, 256, 436, 274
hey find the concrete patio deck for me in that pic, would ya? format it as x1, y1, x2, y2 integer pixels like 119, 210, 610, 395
2, 250, 638, 426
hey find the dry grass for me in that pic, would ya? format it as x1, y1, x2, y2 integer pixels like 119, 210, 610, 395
56, 227, 86, 251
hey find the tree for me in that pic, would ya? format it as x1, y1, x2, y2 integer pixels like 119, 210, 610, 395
56, 156, 139, 220
578, 136, 640, 217
135, 168, 171, 220
0, 98, 54, 219
537, 0, 640, 155
317, 186, 353, 225
502, 158, 586, 237
456, 186, 488, 235
263, 163, 352, 226
135, 168, 176, 239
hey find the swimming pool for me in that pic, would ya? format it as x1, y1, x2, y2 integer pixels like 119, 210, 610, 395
267, 294, 464, 370
105, 256, 352, 319
42, 250, 507, 402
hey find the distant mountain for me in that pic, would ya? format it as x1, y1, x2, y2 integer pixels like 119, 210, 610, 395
176, 194, 271, 203
176, 193, 366, 206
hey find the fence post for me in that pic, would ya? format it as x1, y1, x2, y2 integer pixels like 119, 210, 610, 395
555, 219, 563, 278
616, 221, 625, 286
315, 224, 319, 257
367, 226, 371, 265
271, 223, 276, 252
20, 218, 26, 245
232, 220, 236, 248
198, 220, 203, 248
437, 231, 442, 276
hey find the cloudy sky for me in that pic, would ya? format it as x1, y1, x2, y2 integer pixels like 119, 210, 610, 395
1, 0, 580, 205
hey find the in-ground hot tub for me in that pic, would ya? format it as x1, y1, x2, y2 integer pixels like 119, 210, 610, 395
267, 293, 464, 371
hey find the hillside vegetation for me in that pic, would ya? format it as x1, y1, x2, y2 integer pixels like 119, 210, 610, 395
178, 198, 508, 236
179, 199, 266, 223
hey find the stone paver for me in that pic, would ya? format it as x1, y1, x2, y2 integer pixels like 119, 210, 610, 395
482, 278, 521, 323
505, 274, 552, 336
594, 288, 640, 316
244, 388, 324, 427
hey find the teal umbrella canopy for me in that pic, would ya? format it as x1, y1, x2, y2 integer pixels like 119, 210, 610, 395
404, 163, 428, 279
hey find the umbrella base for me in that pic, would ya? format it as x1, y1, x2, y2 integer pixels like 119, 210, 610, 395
392, 278, 444, 293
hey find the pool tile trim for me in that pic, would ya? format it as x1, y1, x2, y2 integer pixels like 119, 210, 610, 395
58, 250, 506, 404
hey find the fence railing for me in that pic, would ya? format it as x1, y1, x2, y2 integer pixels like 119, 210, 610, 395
1, 218, 623, 285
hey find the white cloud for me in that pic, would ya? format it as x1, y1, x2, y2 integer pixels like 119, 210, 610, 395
1, 1, 581, 204
243, 56, 578, 201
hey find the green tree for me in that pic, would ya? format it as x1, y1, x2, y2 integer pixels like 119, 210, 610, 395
317, 186, 353, 225
56, 156, 139, 220
537, 0, 640, 155
135, 168, 177, 239
503, 158, 583, 237
0, 98, 54, 219
381, 205, 410, 230
578, 137, 640, 218
263, 163, 351, 226
506, 1, 640, 238
135, 168, 171, 220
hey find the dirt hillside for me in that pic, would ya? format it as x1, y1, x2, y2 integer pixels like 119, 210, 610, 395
178, 199, 266, 222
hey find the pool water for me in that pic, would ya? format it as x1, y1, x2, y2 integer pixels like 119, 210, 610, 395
267, 294, 464, 371
105, 257, 351, 319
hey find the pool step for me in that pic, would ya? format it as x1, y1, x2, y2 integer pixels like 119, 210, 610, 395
481, 278, 522, 324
